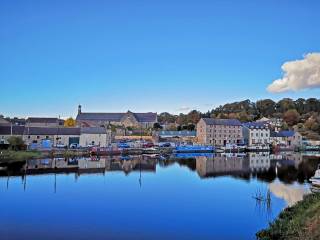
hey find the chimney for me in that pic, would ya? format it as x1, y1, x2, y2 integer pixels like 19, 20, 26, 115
78, 105, 82, 115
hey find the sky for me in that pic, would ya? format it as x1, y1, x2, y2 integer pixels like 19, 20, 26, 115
1, 0, 320, 118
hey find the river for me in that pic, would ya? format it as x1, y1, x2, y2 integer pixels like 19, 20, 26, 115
0, 152, 319, 240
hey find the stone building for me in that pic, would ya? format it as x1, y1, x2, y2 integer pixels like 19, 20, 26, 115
23, 127, 80, 147
76, 105, 157, 129
80, 127, 113, 147
196, 118, 243, 146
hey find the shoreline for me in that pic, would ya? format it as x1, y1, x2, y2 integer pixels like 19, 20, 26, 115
256, 193, 320, 240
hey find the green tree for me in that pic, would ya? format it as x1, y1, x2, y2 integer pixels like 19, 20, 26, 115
7, 136, 25, 151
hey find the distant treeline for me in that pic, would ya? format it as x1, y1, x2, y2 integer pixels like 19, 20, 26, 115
158, 98, 320, 139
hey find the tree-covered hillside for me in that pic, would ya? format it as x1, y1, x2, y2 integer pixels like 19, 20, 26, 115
158, 98, 320, 139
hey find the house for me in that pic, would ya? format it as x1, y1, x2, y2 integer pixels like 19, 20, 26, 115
76, 105, 157, 129
23, 127, 80, 147
257, 117, 282, 132
26, 117, 64, 127
196, 118, 243, 146
270, 130, 303, 148
80, 127, 113, 147
0, 117, 10, 125
242, 122, 270, 147
0, 125, 25, 144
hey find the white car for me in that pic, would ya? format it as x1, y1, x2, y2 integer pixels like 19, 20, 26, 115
70, 143, 80, 149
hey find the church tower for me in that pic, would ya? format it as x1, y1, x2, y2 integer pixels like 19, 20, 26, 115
78, 105, 82, 115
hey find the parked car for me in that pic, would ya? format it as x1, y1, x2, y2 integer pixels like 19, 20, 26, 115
159, 142, 171, 148
143, 142, 154, 148
118, 143, 130, 149
69, 143, 80, 149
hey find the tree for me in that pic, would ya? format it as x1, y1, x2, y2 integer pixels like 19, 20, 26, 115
64, 117, 76, 127
153, 122, 163, 130
283, 109, 300, 127
7, 136, 25, 151
256, 99, 276, 117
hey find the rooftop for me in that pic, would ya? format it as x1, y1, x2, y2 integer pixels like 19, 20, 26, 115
201, 118, 242, 126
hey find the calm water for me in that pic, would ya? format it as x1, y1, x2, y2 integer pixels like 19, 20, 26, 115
0, 152, 319, 240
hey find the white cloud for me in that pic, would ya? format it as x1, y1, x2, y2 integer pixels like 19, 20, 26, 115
267, 53, 320, 93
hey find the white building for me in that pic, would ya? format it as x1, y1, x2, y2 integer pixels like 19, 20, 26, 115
80, 127, 112, 147
243, 122, 270, 147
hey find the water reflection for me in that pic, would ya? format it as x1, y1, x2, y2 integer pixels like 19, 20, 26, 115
1, 152, 320, 240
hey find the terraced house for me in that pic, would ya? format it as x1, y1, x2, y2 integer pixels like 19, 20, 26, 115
76, 105, 157, 129
197, 118, 243, 146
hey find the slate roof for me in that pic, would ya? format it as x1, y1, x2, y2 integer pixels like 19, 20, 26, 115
202, 118, 242, 126
24, 127, 80, 135
277, 130, 295, 137
81, 127, 106, 134
27, 117, 60, 123
243, 122, 268, 129
270, 130, 295, 138
76, 112, 157, 123
0, 125, 25, 135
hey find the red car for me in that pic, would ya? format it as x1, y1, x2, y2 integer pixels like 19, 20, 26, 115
143, 142, 154, 148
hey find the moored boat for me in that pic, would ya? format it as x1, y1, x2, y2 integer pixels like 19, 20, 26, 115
310, 164, 320, 187
174, 145, 215, 153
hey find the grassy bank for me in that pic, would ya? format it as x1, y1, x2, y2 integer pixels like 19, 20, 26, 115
0, 150, 43, 162
257, 193, 320, 240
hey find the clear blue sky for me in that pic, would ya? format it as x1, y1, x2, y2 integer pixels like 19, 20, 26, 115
1, 0, 320, 118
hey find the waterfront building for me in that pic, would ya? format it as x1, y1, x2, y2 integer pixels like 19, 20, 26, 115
196, 118, 243, 146
80, 127, 113, 147
76, 105, 157, 129
242, 122, 270, 147
270, 130, 303, 148
0, 125, 25, 144
23, 127, 80, 147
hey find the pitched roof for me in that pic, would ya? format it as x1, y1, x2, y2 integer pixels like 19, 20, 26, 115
27, 117, 59, 123
201, 118, 242, 126
24, 127, 80, 135
81, 127, 106, 134
76, 112, 157, 123
277, 130, 295, 137
243, 122, 268, 129
0, 125, 25, 135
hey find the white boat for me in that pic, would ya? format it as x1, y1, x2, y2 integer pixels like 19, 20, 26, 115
310, 164, 320, 187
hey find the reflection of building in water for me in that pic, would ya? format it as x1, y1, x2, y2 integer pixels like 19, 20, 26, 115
269, 182, 310, 207
106, 157, 156, 174
249, 152, 270, 172
196, 154, 249, 178
24, 156, 156, 176
270, 153, 303, 169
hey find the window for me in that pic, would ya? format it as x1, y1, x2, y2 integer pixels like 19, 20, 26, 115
37, 136, 40, 139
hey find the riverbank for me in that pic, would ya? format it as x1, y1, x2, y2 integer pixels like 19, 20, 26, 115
256, 193, 320, 240
0, 150, 43, 162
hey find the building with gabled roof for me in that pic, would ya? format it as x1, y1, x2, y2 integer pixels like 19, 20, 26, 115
197, 118, 243, 146
76, 105, 157, 129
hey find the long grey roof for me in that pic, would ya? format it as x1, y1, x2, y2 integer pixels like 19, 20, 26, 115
24, 127, 80, 135
81, 127, 107, 134
76, 112, 157, 123
202, 118, 242, 126
0, 125, 25, 135
27, 117, 59, 123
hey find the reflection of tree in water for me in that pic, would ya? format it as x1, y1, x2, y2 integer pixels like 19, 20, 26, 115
254, 168, 277, 183
253, 186, 273, 222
